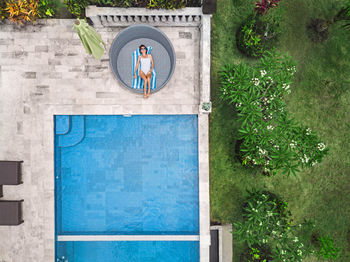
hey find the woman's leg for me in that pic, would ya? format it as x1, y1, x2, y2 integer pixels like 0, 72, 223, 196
146, 72, 152, 97
139, 71, 148, 97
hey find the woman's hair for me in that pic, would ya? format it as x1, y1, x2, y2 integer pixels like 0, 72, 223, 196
139, 45, 147, 53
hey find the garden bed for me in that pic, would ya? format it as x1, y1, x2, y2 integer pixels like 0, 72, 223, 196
210, 0, 350, 261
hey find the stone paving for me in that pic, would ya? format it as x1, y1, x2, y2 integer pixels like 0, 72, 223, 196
0, 18, 209, 262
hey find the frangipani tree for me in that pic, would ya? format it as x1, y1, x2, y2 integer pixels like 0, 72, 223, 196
219, 51, 328, 176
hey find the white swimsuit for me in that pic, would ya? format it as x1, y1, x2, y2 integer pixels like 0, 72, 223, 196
140, 56, 151, 74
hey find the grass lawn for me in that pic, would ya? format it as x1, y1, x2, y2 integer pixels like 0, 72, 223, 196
210, 0, 350, 261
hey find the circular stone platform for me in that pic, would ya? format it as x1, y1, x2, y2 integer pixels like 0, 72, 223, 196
109, 24, 176, 93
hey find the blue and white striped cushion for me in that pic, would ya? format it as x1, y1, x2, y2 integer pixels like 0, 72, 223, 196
132, 46, 157, 90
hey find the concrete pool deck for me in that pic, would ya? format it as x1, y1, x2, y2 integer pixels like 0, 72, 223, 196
0, 12, 211, 262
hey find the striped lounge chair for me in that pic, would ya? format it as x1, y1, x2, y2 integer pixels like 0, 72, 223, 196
132, 46, 157, 91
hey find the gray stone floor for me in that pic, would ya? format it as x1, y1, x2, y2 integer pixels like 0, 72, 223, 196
0, 19, 210, 262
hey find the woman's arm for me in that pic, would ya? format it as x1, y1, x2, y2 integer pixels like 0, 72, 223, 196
149, 55, 154, 74
134, 56, 141, 78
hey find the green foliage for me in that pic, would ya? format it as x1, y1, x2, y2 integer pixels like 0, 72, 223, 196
236, 9, 282, 57
63, 0, 191, 16
211, 0, 350, 261
248, 246, 271, 261
234, 189, 314, 262
234, 188, 292, 247
0, 0, 7, 20
317, 235, 341, 260
219, 51, 329, 176
92, 0, 133, 7
64, 0, 88, 18
237, 15, 264, 57
147, 0, 185, 10
38, 0, 61, 17
334, 0, 350, 30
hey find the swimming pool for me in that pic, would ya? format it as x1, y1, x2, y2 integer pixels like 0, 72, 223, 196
56, 241, 199, 262
54, 115, 199, 261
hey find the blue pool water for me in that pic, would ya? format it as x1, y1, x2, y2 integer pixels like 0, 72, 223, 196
54, 115, 199, 261
56, 241, 199, 262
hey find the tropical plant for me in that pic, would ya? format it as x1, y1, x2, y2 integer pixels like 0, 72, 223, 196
272, 232, 314, 262
5, 0, 39, 24
255, 0, 280, 15
307, 0, 350, 42
247, 246, 272, 261
38, 0, 61, 17
234, 189, 292, 247
317, 235, 341, 260
236, 15, 264, 57
236, 8, 282, 58
219, 51, 328, 176
0, 0, 8, 20
234, 189, 315, 262
64, 0, 87, 18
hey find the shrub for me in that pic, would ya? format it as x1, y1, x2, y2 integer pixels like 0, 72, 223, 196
234, 189, 315, 262
234, 189, 292, 247
317, 235, 341, 260
38, 0, 61, 17
236, 10, 282, 58
219, 51, 328, 176
64, 0, 87, 18
5, 0, 39, 24
236, 15, 264, 57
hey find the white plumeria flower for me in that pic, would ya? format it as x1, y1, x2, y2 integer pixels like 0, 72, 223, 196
306, 128, 312, 135
267, 125, 274, 130
293, 237, 299, 242
282, 83, 290, 90
260, 70, 267, 77
317, 142, 326, 151
251, 78, 260, 86
290, 140, 297, 149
